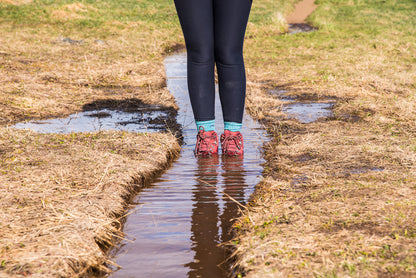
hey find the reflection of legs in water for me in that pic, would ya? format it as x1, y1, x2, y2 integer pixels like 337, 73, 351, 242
220, 155, 246, 244
186, 155, 226, 277
187, 155, 247, 277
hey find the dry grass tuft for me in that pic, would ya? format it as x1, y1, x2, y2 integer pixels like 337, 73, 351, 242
0, 27, 178, 125
232, 118, 416, 276
51, 3, 97, 20
0, 128, 180, 277
51, 9, 85, 20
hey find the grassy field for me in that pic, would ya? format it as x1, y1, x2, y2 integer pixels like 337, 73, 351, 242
1, 0, 415, 277
232, 0, 416, 277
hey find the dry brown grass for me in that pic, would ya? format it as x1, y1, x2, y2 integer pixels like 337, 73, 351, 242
0, 0, 32, 5
0, 1, 183, 276
232, 118, 416, 277
0, 128, 180, 277
231, 0, 416, 276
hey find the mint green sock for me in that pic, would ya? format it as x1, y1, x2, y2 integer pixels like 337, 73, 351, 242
224, 121, 242, 132
196, 120, 215, 132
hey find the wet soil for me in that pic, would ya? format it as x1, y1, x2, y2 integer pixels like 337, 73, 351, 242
288, 23, 317, 34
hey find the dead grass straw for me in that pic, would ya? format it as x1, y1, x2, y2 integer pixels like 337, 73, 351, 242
230, 0, 416, 276
0, 128, 180, 277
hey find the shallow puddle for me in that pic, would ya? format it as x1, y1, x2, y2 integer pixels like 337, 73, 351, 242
269, 87, 334, 123
268, 88, 295, 102
12, 107, 170, 133
348, 167, 385, 175
288, 23, 316, 34
283, 102, 333, 123
109, 52, 267, 277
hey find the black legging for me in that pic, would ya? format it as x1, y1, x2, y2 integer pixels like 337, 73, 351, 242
173, 0, 252, 123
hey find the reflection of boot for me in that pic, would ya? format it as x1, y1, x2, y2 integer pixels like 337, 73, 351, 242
186, 153, 224, 278
195, 154, 220, 184
221, 155, 245, 190
221, 154, 244, 173
196, 153, 220, 171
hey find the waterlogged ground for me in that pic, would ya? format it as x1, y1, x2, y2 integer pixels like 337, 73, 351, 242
13, 106, 174, 133
110, 53, 267, 278
1, 0, 415, 277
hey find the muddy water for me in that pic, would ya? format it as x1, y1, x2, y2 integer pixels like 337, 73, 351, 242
110, 52, 267, 277
288, 23, 316, 34
286, 0, 318, 34
12, 108, 171, 133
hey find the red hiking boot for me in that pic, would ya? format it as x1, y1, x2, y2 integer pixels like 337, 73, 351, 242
195, 127, 218, 156
220, 130, 244, 156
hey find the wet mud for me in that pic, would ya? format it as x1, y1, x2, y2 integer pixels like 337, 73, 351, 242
288, 23, 317, 34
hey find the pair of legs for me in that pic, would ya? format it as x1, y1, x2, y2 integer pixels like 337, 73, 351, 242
173, 0, 252, 155
173, 0, 252, 130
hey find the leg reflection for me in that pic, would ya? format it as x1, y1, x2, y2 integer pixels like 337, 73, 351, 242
186, 155, 247, 278
220, 155, 246, 244
186, 155, 225, 278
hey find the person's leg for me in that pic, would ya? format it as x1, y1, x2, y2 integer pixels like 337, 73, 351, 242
174, 0, 218, 155
173, 0, 216, 126
214, 0, 251, 155
213, 0, 252, 127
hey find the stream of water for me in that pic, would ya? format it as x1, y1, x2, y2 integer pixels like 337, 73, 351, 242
109, 53, 267, 277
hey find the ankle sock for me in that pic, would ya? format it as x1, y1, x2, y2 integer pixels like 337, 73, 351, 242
224, 121, 242, 132
196, 120, 215, 132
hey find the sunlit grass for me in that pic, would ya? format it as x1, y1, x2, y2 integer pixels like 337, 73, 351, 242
234, 0, 416, 277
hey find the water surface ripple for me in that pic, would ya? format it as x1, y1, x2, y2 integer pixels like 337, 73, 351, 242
110, 52, 267, 277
